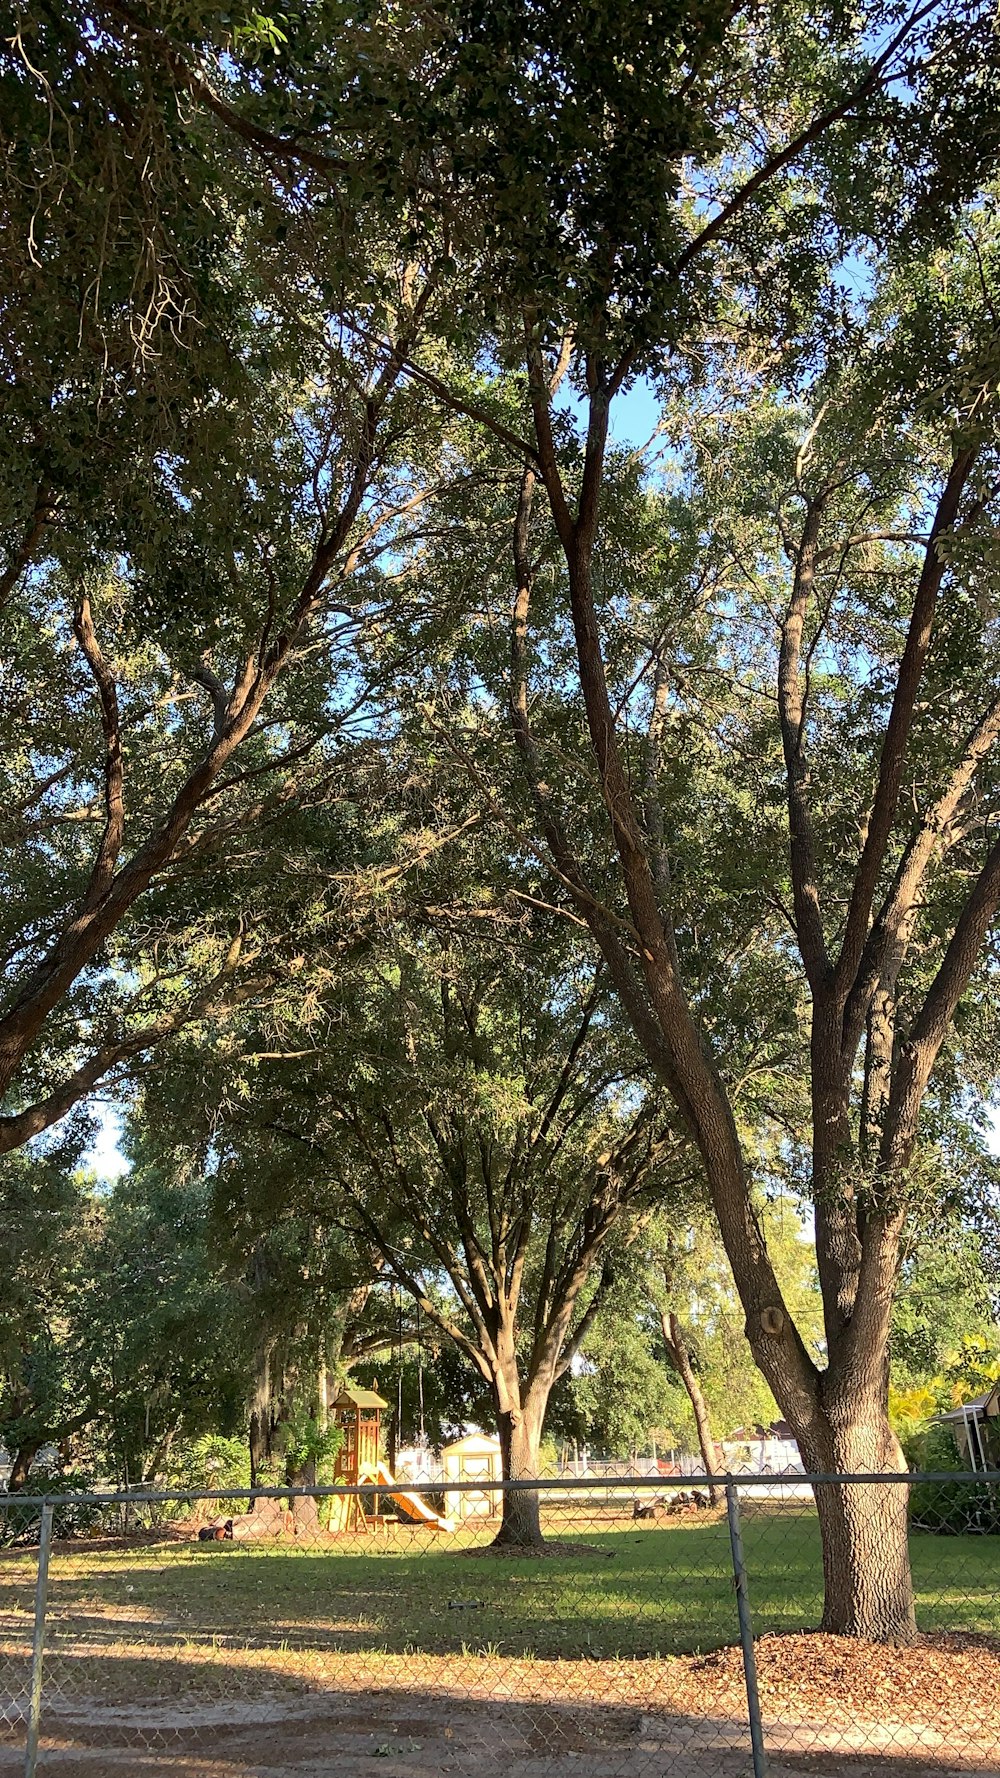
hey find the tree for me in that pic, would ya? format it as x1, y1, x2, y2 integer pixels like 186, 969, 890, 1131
10, 0, 1000, 1637
77, 1167, 251, 1489
496, 228, 1000, 1633
318, 0, 1000, 1633
0, 1143, 249, 1491
156, 905, 696, 1547
118, 1093, 400, 1490
345, 1, 998, 1632
647, 1200, 824, 1489
1, 3, 477, 1151
324, 930, 694, 1546
560, 1274, 692, 1465
892, 1235, 999, 1393
0, 1140, 95, 1487
658, 1312, 721, 1498
210, 1182, 393, 1492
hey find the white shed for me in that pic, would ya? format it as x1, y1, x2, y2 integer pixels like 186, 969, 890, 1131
441, 1432, 502, 1518
937, 1383, 1000, 1470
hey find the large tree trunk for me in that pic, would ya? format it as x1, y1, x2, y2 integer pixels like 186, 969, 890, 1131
814, 1473, 914, 1640
249, 1340, 276, 1491
249, 1404, 273, 1490
733, 1294, 918, 1642
484, 1316, 551, 1551
287, 1453, 320, 1535
7, 1441, 42, 1491
801, 1390, 915, 1642
141, 1426, 177, 1489
660, 1310, 721, 1505
493, 1388, 547, 1551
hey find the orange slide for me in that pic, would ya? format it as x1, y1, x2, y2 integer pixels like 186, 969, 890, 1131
375, 1463, 455, 1531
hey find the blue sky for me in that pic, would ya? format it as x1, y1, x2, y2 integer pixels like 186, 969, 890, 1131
610, 377, 663, 448
86, 1105, 129, 1180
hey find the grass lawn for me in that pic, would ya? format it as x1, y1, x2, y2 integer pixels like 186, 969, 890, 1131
2, 1503, 997, 1668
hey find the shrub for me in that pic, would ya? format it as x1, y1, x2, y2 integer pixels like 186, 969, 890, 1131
0, 1469, 106, 1544
908, 1429, 1000, 1535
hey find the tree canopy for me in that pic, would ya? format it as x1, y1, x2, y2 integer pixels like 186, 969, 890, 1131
3, 0, 1000, 1638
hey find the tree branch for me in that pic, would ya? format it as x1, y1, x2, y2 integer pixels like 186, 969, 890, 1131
0, 483, 53, 614
884, 828, 1000, 1165
102, 3, 350, 179
834, 447, 978, 1002
778, 499, 830, 989
844, 690, 1000, 1057
72, 593, 126, 911
0, 934, 249, 1154
673, 2, 937, 279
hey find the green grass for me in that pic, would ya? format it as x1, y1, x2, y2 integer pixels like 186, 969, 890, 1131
2, 1505, 997, 1665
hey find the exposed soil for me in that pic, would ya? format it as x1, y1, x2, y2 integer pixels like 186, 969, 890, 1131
1, 1632, 998, 1777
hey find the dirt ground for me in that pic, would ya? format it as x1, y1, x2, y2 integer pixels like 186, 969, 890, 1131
2, 1610, 999, 1776
2, 1652, 999, 1778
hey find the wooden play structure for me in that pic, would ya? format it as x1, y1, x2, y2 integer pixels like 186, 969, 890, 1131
328, 1383, 454, 1533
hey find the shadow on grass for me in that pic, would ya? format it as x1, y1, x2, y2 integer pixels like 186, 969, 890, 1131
9, 1511, 994, 1664
13, 1520, 739, 1661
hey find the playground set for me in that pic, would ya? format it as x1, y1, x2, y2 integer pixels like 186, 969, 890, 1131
195, 1384, 456, 1541
325, 1384, 455, 1533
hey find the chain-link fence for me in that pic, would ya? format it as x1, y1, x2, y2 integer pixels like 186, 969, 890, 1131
1, 1472, 998, 1776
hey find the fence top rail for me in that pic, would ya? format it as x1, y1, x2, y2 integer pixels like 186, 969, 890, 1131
1, 1470, 997, 1510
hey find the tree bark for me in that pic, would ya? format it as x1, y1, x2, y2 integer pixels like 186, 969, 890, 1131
249, 1407, 269, 1491
7, 1441, 42, 1491
287, 1453, 320, 1535
660, 1311, 720, 1504
804, 1394, 915, 1641
493, 1395, 546, 1549
249, 1331, 276, 1491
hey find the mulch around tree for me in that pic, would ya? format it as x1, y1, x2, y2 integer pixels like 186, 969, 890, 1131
464, 1539, 615, 1559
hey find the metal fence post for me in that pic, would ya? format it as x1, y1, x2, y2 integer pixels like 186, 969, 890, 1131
24, 1500, 54, 1778
725, 1478, 768, 1778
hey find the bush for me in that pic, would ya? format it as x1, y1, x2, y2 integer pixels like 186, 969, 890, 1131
909, 1475, 1000, 1535
164, 1434, 251, 1497
907, 1427, 1000, 1535
0, 1469, 106, 1544
281, 1413, 344, 1486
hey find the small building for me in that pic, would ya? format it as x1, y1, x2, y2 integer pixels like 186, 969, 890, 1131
395, 1443, 441, 1485
721, 1420, 803, 1475
441, 1432, 502, 1518
937, 1383, 1000, 1470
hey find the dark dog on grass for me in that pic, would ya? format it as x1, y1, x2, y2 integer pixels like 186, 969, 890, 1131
197, 1519, 234, 1542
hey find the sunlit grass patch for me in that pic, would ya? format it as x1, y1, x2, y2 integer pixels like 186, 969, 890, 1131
5, 1502, 997, 1680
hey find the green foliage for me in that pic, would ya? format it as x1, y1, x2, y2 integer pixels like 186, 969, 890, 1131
5, 0, 1000, 1502
163, 1435, 252, 1497
907, 1425, 1000, 1536
0, 1471, 104, 1545
892, 1235, 999, 1391
0, 1144, 257, 1489
0, 1143, 95, 1472
277, 1410, 343, 1485
568, 1313, 689, 1459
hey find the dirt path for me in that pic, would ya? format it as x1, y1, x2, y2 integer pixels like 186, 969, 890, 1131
4, 1691, 746, 1778
1, 1689, 997, 1778
2, 1627, 998, 1775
